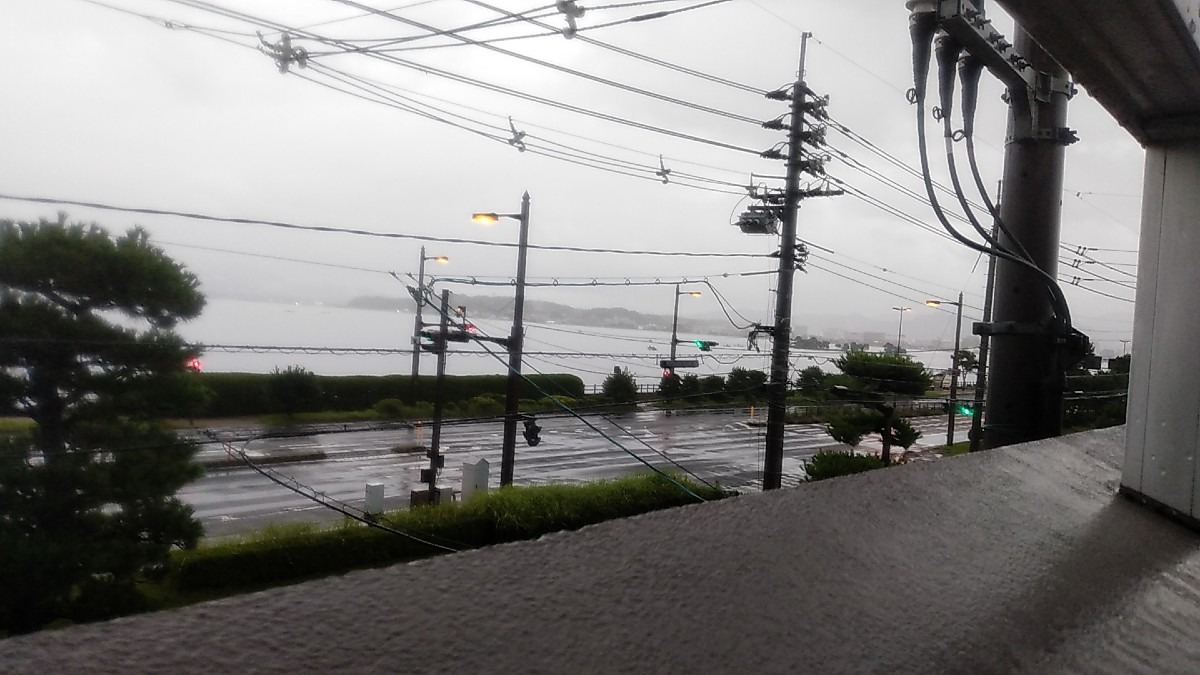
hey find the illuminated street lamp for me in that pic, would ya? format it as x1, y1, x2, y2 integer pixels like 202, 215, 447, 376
410, 247, 448, 402
472, 192, 531, 487
926, 292, 965, 446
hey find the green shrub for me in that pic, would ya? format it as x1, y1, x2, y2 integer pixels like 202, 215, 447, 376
464, 395, 505, 417
198, 373, 584, 417
803, 450, 886, 482
601, 368, 638, 403
373, 398, 407, 419
171, 473, 725, 592
266, 366, 322, 416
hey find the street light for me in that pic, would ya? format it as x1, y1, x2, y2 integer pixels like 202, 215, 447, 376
891, 306, 911, 355
472, 192, 531, 487
410, 248, 449, 403
667, 285, 703, 381
925, 292, 964, 447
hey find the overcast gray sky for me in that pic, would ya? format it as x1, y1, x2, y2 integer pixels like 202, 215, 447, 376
1, 0, 1144, 351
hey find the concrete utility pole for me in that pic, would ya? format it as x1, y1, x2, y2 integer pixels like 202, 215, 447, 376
763, 34, 811, 492
970, 217, 999, 453
761, 33, 841, 490
410, 248, 447, 403
410, 246, 427, 403
427, 289, 451, 502
500, 192, 531, 486
668, 284, 682, 381
946, 292, 963, 445
892, 306, 912, 354
984, 28, 1072, 448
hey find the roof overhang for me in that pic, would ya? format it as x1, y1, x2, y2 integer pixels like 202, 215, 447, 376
995, 0, 1200, 144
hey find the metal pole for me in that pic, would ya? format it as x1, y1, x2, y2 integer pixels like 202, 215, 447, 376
500, 192, 531, 486
669, 284, 681, 379
946, 291, 963, 446
984, 28, 1070, 448
428, 289, 450, 502
896, 309, 906, 354
410, 247, 427, 404
970, 217, 999, 453
763, 32, 811, 491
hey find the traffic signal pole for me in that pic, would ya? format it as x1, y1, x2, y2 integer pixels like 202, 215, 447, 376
762, 35, 811, 491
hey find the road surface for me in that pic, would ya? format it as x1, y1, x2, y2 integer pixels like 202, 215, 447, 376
180, 409, 950, 537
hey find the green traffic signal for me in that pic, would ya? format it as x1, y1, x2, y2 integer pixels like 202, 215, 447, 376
693, 339, 718, 352
956, 404, 974, 416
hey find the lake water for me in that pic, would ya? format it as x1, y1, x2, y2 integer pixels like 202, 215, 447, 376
177, 298, 953, 388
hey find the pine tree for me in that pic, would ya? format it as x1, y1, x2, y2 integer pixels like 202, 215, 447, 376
0, 216, 207, 633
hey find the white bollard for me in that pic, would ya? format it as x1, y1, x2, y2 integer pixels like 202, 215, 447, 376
364, 482, 385, 515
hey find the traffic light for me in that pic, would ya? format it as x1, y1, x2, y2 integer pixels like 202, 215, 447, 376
956, 403, 974, 417
693, 339, 718, 352
419, 328, 471, 351
522, 417, 542, 447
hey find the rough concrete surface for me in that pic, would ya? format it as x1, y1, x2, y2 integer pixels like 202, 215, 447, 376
5, 426, 1200, 674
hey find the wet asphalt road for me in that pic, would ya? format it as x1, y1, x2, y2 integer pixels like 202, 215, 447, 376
181, 409, 949, 538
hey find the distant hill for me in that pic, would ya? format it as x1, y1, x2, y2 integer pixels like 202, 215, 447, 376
345, 294, 747, 338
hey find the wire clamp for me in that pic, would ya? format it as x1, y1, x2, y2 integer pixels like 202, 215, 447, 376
655, 155, 671, 184
257, 32, 308, 74
556, 0, 586, 39
507, 117, 527, 152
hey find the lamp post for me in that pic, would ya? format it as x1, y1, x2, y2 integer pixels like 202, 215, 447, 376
926, 292, 964, 446
667, 285, 703, 380
410, 247, 448, 403
472, 191, 531, 487
892, 306, 911, 355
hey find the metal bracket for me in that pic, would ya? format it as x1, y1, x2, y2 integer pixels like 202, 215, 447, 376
972, 320, 1049, 337
937, 0, 1079, 143
1035, 71, 1077, 101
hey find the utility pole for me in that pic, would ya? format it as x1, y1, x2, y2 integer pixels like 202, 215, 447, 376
969, 208, 1000, 453
410, 248, 447, 404
984, 28, 1073, 448
669, 284, 682, 381
762, 33, 843, 490
946, 292, 963, 446
500, 192, 531, 486
762, 34, 811, 492
425, 289, 451, 503
892, 306, 912, 354
410, 246, 426, 404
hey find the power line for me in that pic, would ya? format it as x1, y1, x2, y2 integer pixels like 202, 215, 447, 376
0, 193, 769, 258
463, 0, 765, 95
161, 0, 765, 156
321, 0, 758, 123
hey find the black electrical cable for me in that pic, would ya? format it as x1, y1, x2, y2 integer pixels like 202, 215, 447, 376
160, 0, 764, 156
0, 193, 769, 258
957, 53, 1036, 264
322, 0, 759, 125
463, 0, 765, 95
934, 36, 1034, 264
908, 11, 1071, 325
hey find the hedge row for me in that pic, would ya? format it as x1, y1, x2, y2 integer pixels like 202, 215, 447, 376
171, 473, 726, 592
197, 372, 585, 417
